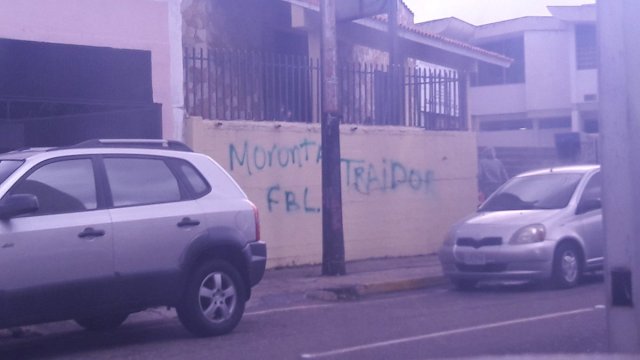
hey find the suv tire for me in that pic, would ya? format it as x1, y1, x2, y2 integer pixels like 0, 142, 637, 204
177, 260, 246, 337
75, 313, 128, 332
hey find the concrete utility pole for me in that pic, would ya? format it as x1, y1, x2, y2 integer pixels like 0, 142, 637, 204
320, 0, 346, 276
388, 0, 399, 66
387, 0, 401, 124
598, 0, 640, 352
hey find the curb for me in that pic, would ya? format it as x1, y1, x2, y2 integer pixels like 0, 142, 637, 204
305, 275, 448, 301
3, 275, 447, 340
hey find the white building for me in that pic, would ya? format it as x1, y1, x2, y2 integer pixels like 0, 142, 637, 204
418, 5, 598, 167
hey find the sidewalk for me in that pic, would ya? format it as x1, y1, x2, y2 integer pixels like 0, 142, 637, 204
1, 254, 446, 339
139, 254, 447, 321
252, 254, 446, 305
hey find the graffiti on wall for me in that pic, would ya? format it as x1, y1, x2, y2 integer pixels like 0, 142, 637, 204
230, 138, 320, 175
229, 139, 435, 213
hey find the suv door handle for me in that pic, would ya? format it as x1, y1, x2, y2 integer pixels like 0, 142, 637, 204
177, 217, 200, 228
78, 227, 105, 238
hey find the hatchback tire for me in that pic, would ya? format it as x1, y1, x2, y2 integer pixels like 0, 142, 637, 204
177, 260, 246, 337
552, 243, 582, 289
75, 313, 128, 332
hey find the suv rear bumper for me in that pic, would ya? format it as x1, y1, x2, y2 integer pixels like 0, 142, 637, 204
244, 241, 267, 287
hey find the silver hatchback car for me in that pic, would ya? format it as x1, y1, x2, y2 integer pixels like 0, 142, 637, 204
439, 165, 602, 290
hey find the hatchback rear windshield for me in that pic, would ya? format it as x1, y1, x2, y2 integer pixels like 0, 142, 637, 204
480, 173, 583, 211
0, 160, 23, 185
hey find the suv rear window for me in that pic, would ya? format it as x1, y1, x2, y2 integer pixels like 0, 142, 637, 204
177, 161, 210, 198
104, 157, 181, 207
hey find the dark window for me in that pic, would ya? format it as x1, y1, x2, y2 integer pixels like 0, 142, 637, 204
583, 118, 599, 133
177, 161, 210, 198
9, 159, 96, 215
479, 119, 533, 131
472, 37, 525, 86
104, 158, 181, 207
579, 172, 601, 204
539, 117, 572, 130
576, 24, 597, 70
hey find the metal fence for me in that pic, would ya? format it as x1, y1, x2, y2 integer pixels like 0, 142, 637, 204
184, 48, 467, 130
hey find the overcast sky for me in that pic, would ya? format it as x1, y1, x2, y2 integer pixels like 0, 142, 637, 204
403, 0, 595, 25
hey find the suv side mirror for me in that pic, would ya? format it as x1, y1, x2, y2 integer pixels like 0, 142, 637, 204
577, 198, 601, 215
0, 194, 39, 219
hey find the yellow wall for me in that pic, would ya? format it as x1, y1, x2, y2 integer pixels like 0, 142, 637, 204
185, 117, 478, 268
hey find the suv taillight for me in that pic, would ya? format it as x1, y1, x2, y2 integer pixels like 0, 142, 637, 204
250, 201, 261, 241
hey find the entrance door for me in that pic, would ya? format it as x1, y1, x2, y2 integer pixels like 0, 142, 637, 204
0, 157, 114, 326
104, 156, 205, 306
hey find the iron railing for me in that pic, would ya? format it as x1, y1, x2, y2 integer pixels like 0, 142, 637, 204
184, 48, 467, 130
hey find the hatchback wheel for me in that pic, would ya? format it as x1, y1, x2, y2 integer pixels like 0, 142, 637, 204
177, 260, 246, 337
552, 243, 582, 288
75, 313, 128, 332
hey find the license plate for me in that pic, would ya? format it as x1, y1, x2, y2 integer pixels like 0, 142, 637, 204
463, 252, 486, 265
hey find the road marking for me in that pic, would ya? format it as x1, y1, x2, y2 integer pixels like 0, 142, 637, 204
246, 304, 337, 316
246, 293, 429, 317
300, 306, 603, 359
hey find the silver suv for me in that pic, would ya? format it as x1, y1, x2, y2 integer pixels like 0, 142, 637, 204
0, 139, 266, 337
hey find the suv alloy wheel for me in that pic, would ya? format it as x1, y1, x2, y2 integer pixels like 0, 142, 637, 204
177, 260, 246, 337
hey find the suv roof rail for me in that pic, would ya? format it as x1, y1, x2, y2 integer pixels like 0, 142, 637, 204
63, 139, 194, 152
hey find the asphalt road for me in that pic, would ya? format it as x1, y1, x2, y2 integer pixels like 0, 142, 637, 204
0, 277, 607, 359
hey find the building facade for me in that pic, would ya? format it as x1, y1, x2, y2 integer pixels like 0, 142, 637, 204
178, 0, 514, 267
419, 5, 598, 172
0, 0, 184, 151
181, 0, 511, 129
